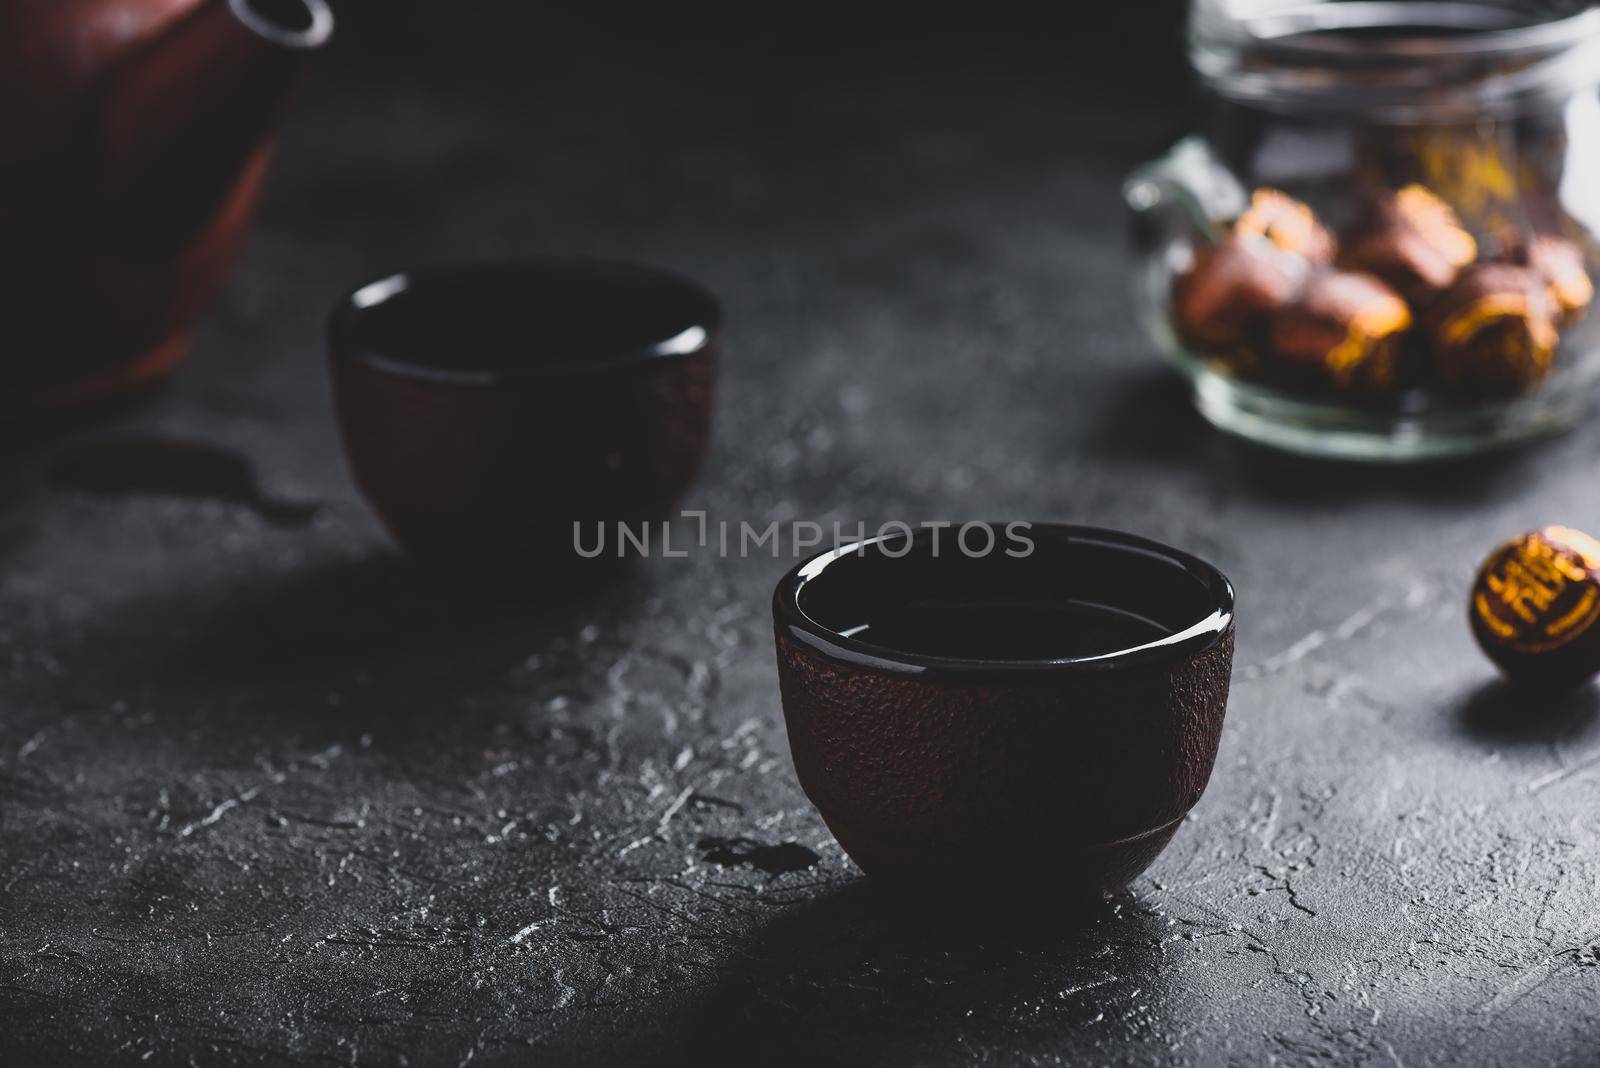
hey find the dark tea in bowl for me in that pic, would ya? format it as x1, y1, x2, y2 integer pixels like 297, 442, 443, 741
328, 258, 718, 581
772, 523, 1236, 902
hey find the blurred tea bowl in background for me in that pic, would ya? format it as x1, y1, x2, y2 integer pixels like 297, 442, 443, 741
328, 258, 718, 582
772, 523, 1235, 903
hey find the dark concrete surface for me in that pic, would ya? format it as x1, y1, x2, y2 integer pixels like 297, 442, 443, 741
6, 29, 1600, 1068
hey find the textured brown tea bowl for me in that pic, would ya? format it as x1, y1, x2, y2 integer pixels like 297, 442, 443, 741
329, 259, 718, 580
773, 523, 1235, 902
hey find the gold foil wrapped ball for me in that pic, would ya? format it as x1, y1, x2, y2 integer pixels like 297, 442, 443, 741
1266, 270, 1412, 392
1471, 526, 1600, 687
1171, 235, 1303, 351
1234, 189, 1337, 264
1519, 234, 1594, 325
1429, 264, 1560, 396
1339, 184, 1477, 308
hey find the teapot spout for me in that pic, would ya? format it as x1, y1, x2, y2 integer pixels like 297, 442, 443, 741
101, 0, 334, 247
227, 0, 336, 51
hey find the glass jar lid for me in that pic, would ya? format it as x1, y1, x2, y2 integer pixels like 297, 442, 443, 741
1191, 0, 1600, 120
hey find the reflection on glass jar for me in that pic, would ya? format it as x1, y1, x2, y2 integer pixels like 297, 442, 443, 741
1126, 0, 1600, 460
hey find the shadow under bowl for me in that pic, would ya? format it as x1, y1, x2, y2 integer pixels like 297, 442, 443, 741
772, 523, 1236, 901
328, 258, 718, 580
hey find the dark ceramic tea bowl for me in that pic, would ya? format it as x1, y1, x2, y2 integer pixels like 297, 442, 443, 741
329, 259, 718, 578
772, 523, 1235, 901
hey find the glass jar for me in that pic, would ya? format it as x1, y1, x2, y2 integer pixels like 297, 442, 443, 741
1126, 0, 1600, 460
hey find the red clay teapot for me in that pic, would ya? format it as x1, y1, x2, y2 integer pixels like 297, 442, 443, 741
0, 0, 333, 416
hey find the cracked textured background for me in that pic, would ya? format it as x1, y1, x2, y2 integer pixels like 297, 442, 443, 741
5, 12, 1600, 1066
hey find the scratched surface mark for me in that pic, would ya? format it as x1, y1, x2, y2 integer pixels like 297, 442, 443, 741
5, 35, 1600, 1068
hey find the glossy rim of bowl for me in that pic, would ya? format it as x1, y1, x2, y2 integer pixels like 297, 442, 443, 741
773, 523, 1236, 680
327, 257, 722, 387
